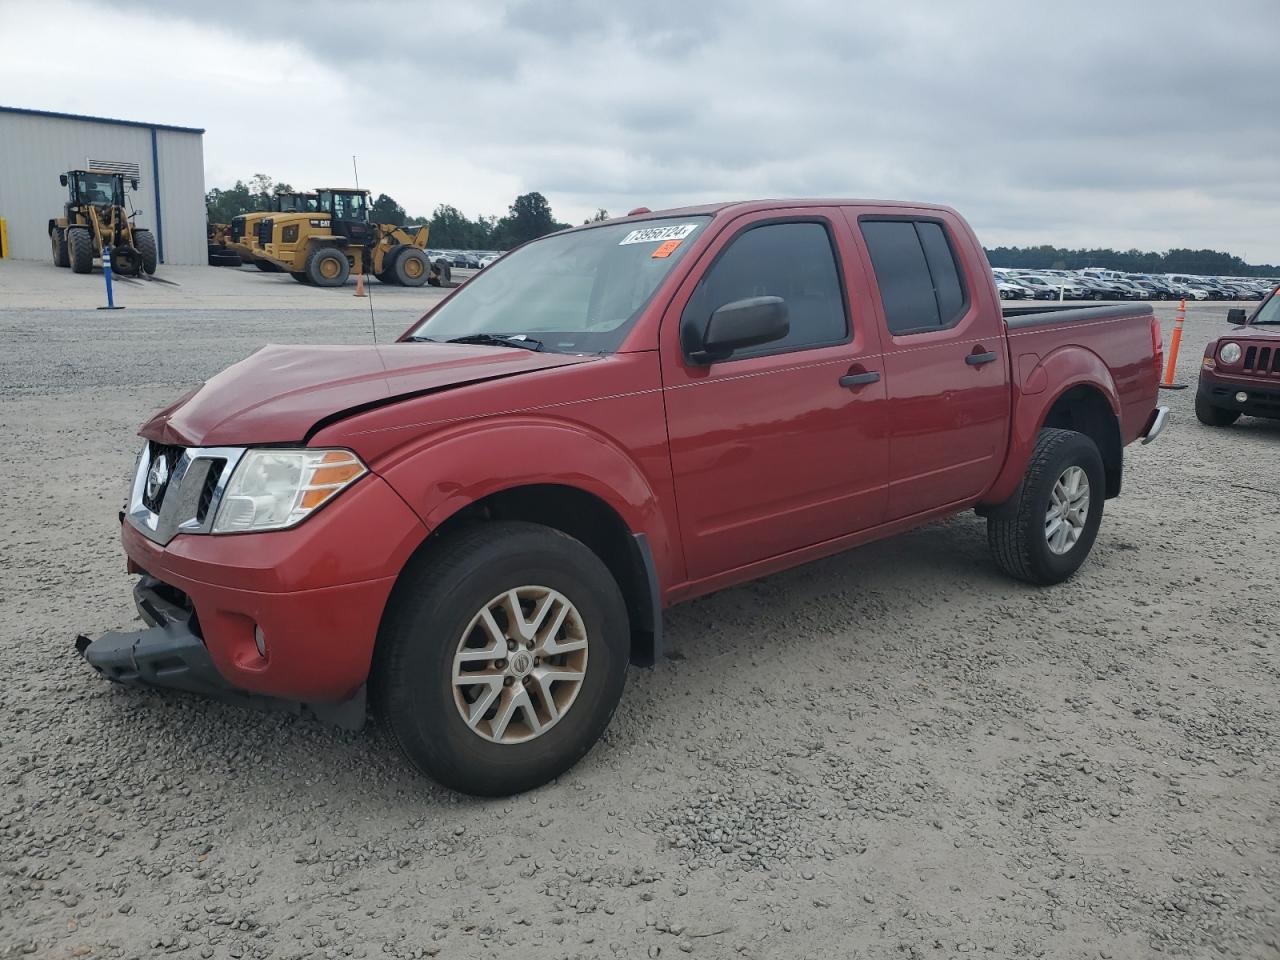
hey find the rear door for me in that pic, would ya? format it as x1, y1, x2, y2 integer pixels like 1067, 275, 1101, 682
660, 209, 888, 581
849, 210, 1010, 520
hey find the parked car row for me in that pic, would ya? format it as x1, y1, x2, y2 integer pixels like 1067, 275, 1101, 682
426, 249, 502, 270
992, 267, 1278, 302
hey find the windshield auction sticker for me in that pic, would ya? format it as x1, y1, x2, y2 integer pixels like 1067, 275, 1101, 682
619, 224, 700, 245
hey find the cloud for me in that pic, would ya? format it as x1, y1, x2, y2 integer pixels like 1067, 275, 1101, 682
2, 0, 1276, 260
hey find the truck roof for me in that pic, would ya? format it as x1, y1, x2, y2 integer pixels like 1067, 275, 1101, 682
590, 198, 962, 227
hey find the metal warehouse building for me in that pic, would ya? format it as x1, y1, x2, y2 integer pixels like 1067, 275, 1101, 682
0, 106, 206, 265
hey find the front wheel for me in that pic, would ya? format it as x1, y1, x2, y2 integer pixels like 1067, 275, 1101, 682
372, 522, 630, 796
1195, 393, 1240, 427
134, 229, 158, 274
987, 428, 1105, 585
305, 246, 350, 287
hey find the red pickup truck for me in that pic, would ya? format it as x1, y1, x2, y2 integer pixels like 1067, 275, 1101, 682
78, 200, 1168, 795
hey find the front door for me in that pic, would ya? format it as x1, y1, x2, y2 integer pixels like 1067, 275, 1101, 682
852, 212, 1010, 520
661, 211, 889, 582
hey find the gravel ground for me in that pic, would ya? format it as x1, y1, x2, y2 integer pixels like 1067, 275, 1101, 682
1, 273, 1278, 959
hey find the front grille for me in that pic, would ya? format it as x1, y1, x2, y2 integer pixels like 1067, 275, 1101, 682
142, 442, 184, 513
197, 460, 225, 523
1242, 344, 1280, 376
230, 217, 245, 242
256, 219, 273, 246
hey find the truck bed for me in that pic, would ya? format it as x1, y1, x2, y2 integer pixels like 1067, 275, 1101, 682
1002, 303, 1154, 327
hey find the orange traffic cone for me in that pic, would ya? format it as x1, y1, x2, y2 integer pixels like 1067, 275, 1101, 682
354, 271, 367, 298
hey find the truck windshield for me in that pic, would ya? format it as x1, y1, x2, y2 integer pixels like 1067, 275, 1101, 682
77, 173, 119, 206
1253, 289, 1280, 324
408, 216, 709, 354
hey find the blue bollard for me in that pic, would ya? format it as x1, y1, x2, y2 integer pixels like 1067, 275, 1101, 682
98, 245, 125, 311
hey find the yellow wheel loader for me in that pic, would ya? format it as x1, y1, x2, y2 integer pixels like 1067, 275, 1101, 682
228, 192, 318, 271
256, 188, 449, 288
49, 170, 157, 276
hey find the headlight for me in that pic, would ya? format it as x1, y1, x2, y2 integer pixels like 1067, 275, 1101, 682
212, 449, 366, 533
1219, 342, 1242, 364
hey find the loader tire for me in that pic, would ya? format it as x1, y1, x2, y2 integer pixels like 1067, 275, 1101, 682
429, 258, 452, 287
135, 230, 158, 275
393, 247, 430, 286
305, 246, 350, 287
68, 228, 94, 274
51, 228, 70, 268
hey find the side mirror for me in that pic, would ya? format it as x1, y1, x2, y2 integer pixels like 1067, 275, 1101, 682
1227, 308, 1247, 325
132, 209, 144, 218
131, 178, 139, 190
59, 174, 68, 186
687, 296, 790, 364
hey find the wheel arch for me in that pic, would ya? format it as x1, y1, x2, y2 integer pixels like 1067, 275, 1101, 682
983, 345, 1123, 508
384, 481, 663, 668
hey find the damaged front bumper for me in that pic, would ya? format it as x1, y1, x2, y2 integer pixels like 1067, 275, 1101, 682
76, 576, 366, 729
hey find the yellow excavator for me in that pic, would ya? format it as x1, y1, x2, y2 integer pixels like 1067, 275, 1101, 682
228, 192, 319, 271
49, 170, 157, 276
256, 188, 448, 287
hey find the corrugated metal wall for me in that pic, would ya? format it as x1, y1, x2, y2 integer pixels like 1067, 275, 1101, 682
0, 111, 206, 265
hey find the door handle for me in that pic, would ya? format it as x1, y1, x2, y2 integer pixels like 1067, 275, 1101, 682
966, 351, 998, 366
839, 371, 881, 388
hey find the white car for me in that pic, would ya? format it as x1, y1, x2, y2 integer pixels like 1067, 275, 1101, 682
477, 254, 500, 269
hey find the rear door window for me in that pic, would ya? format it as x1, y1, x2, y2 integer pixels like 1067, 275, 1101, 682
861, 219, 969, 335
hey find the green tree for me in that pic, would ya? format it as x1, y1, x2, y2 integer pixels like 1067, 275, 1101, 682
584, 208, 610, 224
495, 192, 559, 247
370, 193, 407, 225
205, 180, 255, 223
429, 204, 479, 248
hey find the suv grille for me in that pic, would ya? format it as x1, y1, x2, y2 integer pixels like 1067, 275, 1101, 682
256, 219, 273, 246
1242, 345, 1280, 377
142, 442, 184, 513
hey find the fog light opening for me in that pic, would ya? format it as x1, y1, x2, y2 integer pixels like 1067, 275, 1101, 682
254, 625, 267, 658
1235, 391, 1248, 403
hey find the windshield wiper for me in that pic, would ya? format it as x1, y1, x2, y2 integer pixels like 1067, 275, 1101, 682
445, 333, 543, 351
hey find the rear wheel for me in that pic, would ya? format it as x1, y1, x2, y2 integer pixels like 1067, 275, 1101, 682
68, 227, 94, 274
1195, 393, 1240, 427
987, 428, 1105, 585
305, 246, 350, 287
372, 522, 629, 796
393, 247, 430, 286
135, 229, 158, 274
51, 228, 69, 267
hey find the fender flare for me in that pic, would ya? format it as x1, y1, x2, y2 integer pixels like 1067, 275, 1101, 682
376, 415, 680, 587
983, 345, 1121, 507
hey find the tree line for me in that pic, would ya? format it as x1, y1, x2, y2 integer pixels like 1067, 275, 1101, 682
205, 174, 576, 250
985, 244, 1278, 278
208, 179, 1277, 273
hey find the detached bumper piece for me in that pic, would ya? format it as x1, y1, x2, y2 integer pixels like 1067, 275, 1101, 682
75, 576, 366, 729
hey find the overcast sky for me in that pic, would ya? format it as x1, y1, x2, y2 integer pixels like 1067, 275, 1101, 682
2, 0, 1277, 261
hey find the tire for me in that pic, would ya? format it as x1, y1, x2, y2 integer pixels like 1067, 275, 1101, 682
372, 521, 630, 796
254, 260, 281, 272
393, 247, 430, 286
290, 271, 310, 284
428, 258, 452, 287
305, 246, 350, 287
999, 288, 1010, 301
68, 227, 94, 274
51, 228, 69, 267
986, 428, 1105, 586
1195, 393, 1240, 427
135, 229, 158, 275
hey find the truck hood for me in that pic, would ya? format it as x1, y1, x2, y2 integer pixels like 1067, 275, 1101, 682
141, 343, 597, 447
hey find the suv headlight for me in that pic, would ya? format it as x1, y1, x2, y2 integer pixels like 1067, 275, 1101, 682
212, 449, 366, 533
1219, 341, 1242, 364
